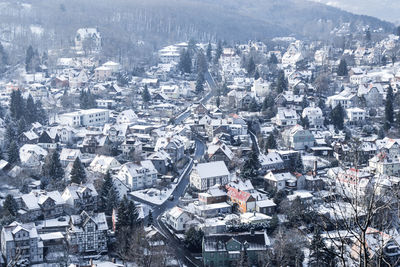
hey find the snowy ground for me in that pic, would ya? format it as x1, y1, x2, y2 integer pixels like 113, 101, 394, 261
130, 186, 175, 205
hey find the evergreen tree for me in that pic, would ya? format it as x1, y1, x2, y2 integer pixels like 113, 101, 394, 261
269, 53, 278, 64
0, 42, 8, 73
262, 93, 274, 111
246, 56, 256, 76
254, 70, 260, 80
25, 45, 35, 72
142, 85, 151, 103
5, 124, 16, 145
214, 40, 223, 64
309, 227, 326, 267
396, 26, 400, 37
331, 103, 344, 130
35, 100, 47, 125
47, 151, 64, 181
184, 227, 204, 253
365, 29, 371, 42
206, 42, 212, 62
337, 59, 348, 76
105, 185, 119, 216
70, 157, 86, 184
100, 171, 113, 209
3, 194, 18, 216
179, 49, 192, 74
25, 94, 37, 124
196, 50, 207, 74
7, 141, 19, 165
265, 134, 277, 153
195, 73, 205, 94
17, 118, 27, 137
276, 70, 288, 93
268, 214, 279, 234
248, 98, 259, 112
238, 247, 249, 267
216, 96, 220, 108
147, 210, 153, 226
9, 89, 25, 120
240, 150, 259, 180
385, 85, 394, 124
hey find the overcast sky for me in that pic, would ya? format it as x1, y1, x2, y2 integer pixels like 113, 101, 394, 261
310, 0, 399, 24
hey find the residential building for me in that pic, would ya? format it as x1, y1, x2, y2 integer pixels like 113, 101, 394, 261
282, 125, 315, 150
226, 186, 256, 213
202, 231, 270, 267
117, 160, 158, 190
190, 161, 230, 191
59, 109, 109, 127
62, 183, 98, 214
67, 211, 108, 254
165, 207, 191, 232
1, 222, 44, 264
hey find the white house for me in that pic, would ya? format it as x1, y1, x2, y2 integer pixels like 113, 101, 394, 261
117, 161, 158, 191
251, 78, 271, 97
273, 108, 299, 127
302, 105, 324, 129
94, 66, 112, 81
59, 109, 109, 127
165, 207, 191, 232
116, 109, 138, 124
190, 161, 230, 191
89, 155, 121, 174
346, 108, 366, 124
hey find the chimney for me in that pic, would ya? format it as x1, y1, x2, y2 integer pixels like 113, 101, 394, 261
313, 160, 318, 177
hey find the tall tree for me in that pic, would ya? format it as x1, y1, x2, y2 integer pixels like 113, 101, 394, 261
45, 150, 64, 181
25, 45, 35, 72
179, 49, 192, 74
396, 26, 400, 37
206, 42, 212, 62
276, 70, 288, 93
142, 85, 151, 103
214, 40, 223, 64
3, 195, 18, 216
331, 103, 344, 130
70, 157, 86, 184
25, 94, 37, 124
269, 53, 278, 64
238, 247, 249, 267
0, 42, 8, 73
246, 56, 256, 76
337, 59, 348, 76
309, 227, 326, 267
265, 134, 277, 153
184, 227, 204, 253
106, 185, 119, 216
9, 89, 25, 120
195, 73, 205, 94
385, 85, 394, 124
7, 141, 19, 165
196, 50, 207, 74
147, 210, 153, 226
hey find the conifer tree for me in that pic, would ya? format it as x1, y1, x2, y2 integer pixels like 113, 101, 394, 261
214, 40, 223, 64
195, 73, 205, 94
331, 103, 344, 130
47, 150, 64, 181
246, 56, 256, 76
142, 85, 151, 103
25, 94, 37, 124
337, 59, 348, 76
276, 70, 288, 93
106, 185, 119, 216
206, 42, 212, 62
265, 134, 277, 153
7, 141, 19, 165
309, 227, 325, 267
70, 157, 86, 184
385, 85, 394, 124
147, 210, 153, 226
100, 171, 113, 209
238, 247, 249, 267
179, 49, 192, 73
3, 194, 18, 216
10, 89, 25, 120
